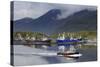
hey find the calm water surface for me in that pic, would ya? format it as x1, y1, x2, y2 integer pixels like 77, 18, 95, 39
13, 44, 97, 66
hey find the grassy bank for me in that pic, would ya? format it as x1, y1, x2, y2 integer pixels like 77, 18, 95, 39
80, 45, 97, 49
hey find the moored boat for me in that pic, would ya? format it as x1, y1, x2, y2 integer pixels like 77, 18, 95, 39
56, 32, 82, 58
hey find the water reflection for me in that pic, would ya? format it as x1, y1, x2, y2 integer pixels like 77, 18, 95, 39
13, 40, 97, 66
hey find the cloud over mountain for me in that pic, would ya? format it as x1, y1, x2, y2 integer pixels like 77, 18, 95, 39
12, 1, 97, 20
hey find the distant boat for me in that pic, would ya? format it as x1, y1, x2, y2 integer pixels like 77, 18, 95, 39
34, 37, 51, 48
23, 34, 51, 47
15, 33, 23, 40
57, 32, 82, 46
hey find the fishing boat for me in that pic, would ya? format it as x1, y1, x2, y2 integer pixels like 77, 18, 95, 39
56, 32, 82, 58
14, 33, 82, 58
23, 34, 51, 47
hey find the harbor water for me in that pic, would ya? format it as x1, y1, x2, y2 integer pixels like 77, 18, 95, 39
12, 43, 97, 66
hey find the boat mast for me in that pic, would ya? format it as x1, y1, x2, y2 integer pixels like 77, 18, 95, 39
62, 32, 65, 40
17, 33, 23, 40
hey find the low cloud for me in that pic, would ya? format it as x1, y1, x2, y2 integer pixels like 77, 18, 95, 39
12, 1, 97, 20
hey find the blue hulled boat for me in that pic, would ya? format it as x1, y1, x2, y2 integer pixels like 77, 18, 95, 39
57, 32, 82, 46
56, 32, 82, 58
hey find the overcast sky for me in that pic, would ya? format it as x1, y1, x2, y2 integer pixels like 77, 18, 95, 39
12, 1, 97, 20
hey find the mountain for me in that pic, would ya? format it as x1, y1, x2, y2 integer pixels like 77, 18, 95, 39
56, 9, 97, 32
13, 9, 97, 35
29, 9, 61, 33
13, 17, 34, 31
13, 9, 61, 34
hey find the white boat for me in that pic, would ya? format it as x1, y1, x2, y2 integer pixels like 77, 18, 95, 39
14, 52, 82, 59
56, 32, 82, 58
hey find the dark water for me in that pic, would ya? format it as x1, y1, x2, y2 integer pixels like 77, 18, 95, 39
76, 47, 97, 62
46, 46, 97, 63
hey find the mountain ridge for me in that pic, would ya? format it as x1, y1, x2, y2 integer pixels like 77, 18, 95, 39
13, 9, 97, 35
